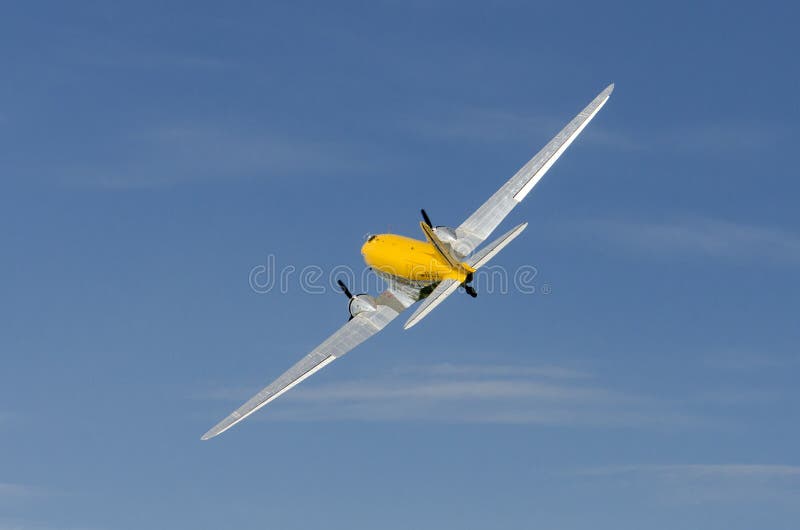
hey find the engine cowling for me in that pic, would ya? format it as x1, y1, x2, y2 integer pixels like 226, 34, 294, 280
420, 209, 474, 258
432, 226, 472, 258
348, 294, 377, 318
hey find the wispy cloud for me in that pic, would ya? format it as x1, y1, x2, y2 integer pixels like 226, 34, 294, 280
578, 464, 800, 478
0, 487, 97, 530
702, 350, 799, 372
574, 464, 800, 505
405, 107, 558, 143
48, 104, 781, 189
202, 362, 692, 428
404, 104, 779, 157
662, 123, 777, 156
404, 106, 640, 151
391, 362, 590, 379
68, 48, 234, 72
578, 215, 800, 265
0, 483, 43, 508
0, 520, 98, 530
69, 125, 384, 189
0, 483, 37, 499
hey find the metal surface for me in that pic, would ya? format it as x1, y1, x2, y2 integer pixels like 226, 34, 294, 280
403, 222, 528, 329
201, 85, 614, 439
403, 279, 461, 329
348, 294, 378, 317
466, 222, 528, 269
456, 84, 614, 254
201, 291, 413, 440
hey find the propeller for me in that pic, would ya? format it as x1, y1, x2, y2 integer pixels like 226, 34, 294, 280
420, 208, 433, 228
337, 279, 353, 299
463, 272, 477, 298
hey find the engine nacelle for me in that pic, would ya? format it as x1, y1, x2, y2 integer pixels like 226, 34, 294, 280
348, 294, 378, 318
432, 226, 472, 258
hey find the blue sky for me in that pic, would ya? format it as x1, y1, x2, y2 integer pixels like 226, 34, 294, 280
2, 1, 799, 529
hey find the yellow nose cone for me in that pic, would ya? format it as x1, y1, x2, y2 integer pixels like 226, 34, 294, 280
361, 235, 375, 254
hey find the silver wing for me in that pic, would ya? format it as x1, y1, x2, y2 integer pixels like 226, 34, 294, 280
403, 279, 461, 330
465, 222, 529, 270
201, 288, 414, 440
402, 85, 614, 330
203, 85, 614, 438
455, 84, 614, 254
403, 222, 529, 329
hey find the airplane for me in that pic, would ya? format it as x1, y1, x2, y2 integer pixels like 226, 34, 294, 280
201, 83, 614, 440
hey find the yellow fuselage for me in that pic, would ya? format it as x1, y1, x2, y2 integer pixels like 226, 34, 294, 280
361, 234, 471, 283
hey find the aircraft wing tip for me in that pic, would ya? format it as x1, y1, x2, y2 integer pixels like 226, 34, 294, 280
404, 312, 426, 329
200, 431, 215, 441
201, 422, 228, 441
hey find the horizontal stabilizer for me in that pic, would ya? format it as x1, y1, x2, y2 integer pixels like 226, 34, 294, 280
404, 222, 529, 330
466, 222, 528, 269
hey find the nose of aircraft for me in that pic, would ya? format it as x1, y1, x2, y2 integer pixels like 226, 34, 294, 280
361, 234, 377, 256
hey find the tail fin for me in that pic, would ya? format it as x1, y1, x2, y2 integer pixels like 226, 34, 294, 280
419, 222, 474, 272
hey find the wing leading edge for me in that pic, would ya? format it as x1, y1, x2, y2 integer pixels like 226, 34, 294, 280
456, 83, 614, 253
201, 289, 413, 440
403, 84, 614, 329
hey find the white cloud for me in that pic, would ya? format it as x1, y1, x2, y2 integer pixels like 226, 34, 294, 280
71, 125, 385, 189
574, 464, 800, 506
405, 99, 785, 154
663, 123, 777, 156
0, 483, 42, 506
404, 104, 781, 159
702, 351, 799, 372
0, 483, 35, 498
579, 216, 800, 265
404, 106, 640, 151
0, 521, 98, 530
202, 362, 692, 428
578, 464, 800, 478
392, 362, 590, 379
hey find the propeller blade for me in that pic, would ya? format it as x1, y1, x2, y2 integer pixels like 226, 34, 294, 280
337, 279, 353, 299
421, 209, 432, 227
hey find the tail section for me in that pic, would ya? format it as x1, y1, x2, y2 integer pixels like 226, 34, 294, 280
403, 221, 528, 329
466, 222, 527, 269
419, 221, 475, 274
